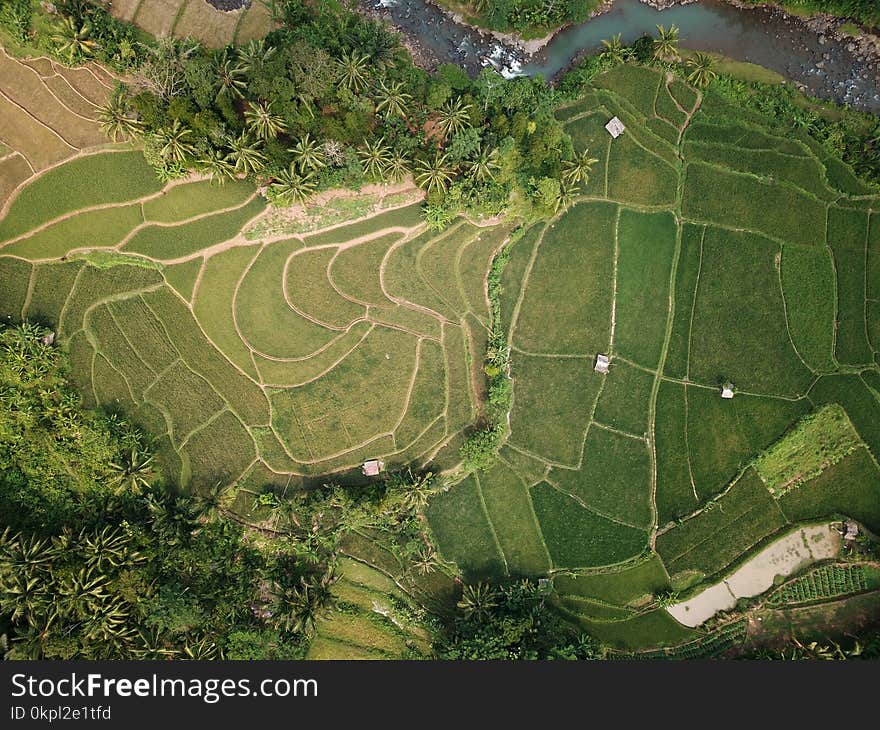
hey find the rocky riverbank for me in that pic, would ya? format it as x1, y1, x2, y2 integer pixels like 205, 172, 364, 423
360, 0, 880, 112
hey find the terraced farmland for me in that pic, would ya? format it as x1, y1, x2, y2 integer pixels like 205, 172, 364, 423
0, 148, 507, 501
2, 60, 879, 653
99, 0, 275, 48
425, 64, 880, 649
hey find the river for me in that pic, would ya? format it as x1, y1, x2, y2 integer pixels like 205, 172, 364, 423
359, 0, 880, 113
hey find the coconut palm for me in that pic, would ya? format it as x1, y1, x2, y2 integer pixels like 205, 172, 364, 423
109, 446, 155, 495
686, 52, 718, 89
653, 24, 680, 62
386, 153, 410, 183
227, 132, 266, 177
562, 148, 599, 187
97, 90, 142, 142
198, 148, 237, 184
213, 48, 247, 101
457, 582, 498, 621
337, 50, 370, 94
358, 137, 392, 181
600, 34, 629, 64
414, 154, 454, 195
244, 101, 287, 142
436, 97, 473, 140
468, 144, 500, 183
553, 182, 579, 214
375, 79, 412, 120
269, 165, 317, 206
290, 133, 325, 174
411, 545, 439, 576
237, 38, 277, 75
154, 119, 195, 164
52, 15, 97, 63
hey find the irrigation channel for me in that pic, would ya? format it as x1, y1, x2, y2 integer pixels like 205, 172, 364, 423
359, 0, 880, 113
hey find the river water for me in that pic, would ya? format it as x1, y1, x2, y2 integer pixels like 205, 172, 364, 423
360, 0, 880, 113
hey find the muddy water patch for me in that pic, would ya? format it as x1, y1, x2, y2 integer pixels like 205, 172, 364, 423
667, 523, 842, 628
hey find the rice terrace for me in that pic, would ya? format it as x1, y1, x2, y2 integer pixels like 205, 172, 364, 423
1, 0, 880, 662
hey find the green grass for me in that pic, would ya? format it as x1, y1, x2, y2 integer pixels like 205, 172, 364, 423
613, 209, 676, 369
572, 608, 698, 651
192, 245, 261, 379
682, 162, 825, 248
425, 475, 506, 579
0, 256, 32, 323
181, 410, 256, 495
269, 326, 419, 461
828, 209, 873, 365
394, 339, 446, 446
656, 468, 788, 580
234, 239, 337, 359
123, 198, 265, 259
777, 446, 880, 532
683, 141, 832, 200
476, 461, 551, 577
145, 361, 226, 443
592, 360, 654, 436
663, 223, 703, 379
686, 385, 809, 501
507, 352, 598, 466
1, 204, 144, 259
285, 246, 365, 328
654, 381, 699, 523
513, 202, 615, 355
606, 135, 678, 207
755, 404, 864, 496
809, 374, 880, 460
0, 152, 161, 242
141, 287, 270, 425
554, 554, 670, 606
780, 244, 837, 371
687, 226, 814, 397
550, 427, 652, 528
24, 260, 84, 327
498, 225, 542, 331
593, 65, 662, 119
329, 232, 402, 307
530, 481, 648, 568
142, 179, 255, 223
162, 258, 203, 301
107, 295, 179, 374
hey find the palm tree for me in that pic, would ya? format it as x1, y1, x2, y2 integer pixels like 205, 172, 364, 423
562, 148, 599, 187
553, 182, 579, 214
375, 79, 412, 120
411, 545, 439, 576
227, 132, 266, 177
337, 50, 370, 94
386, 153, 410, 183
322, 140, 345, 167
600, 34, 629, 64
52, 15, 97, 63
289, 133, 325, 174
468, 144, 500, 183
237, 38, 277, 75
198, 148, 237, 184
457, 582, 498, 621
686, 52, 718, 89
358, 137, 392, 181
653, 24, 680, 62
109, 446, 155, 495
213, 48, 247, 102
436, 97, 473, 140
269, 165, 317, 206
414, 154, 454, 195
98, 90, 142, 142
244, 101, 287, 142
155, 119, 195, 164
